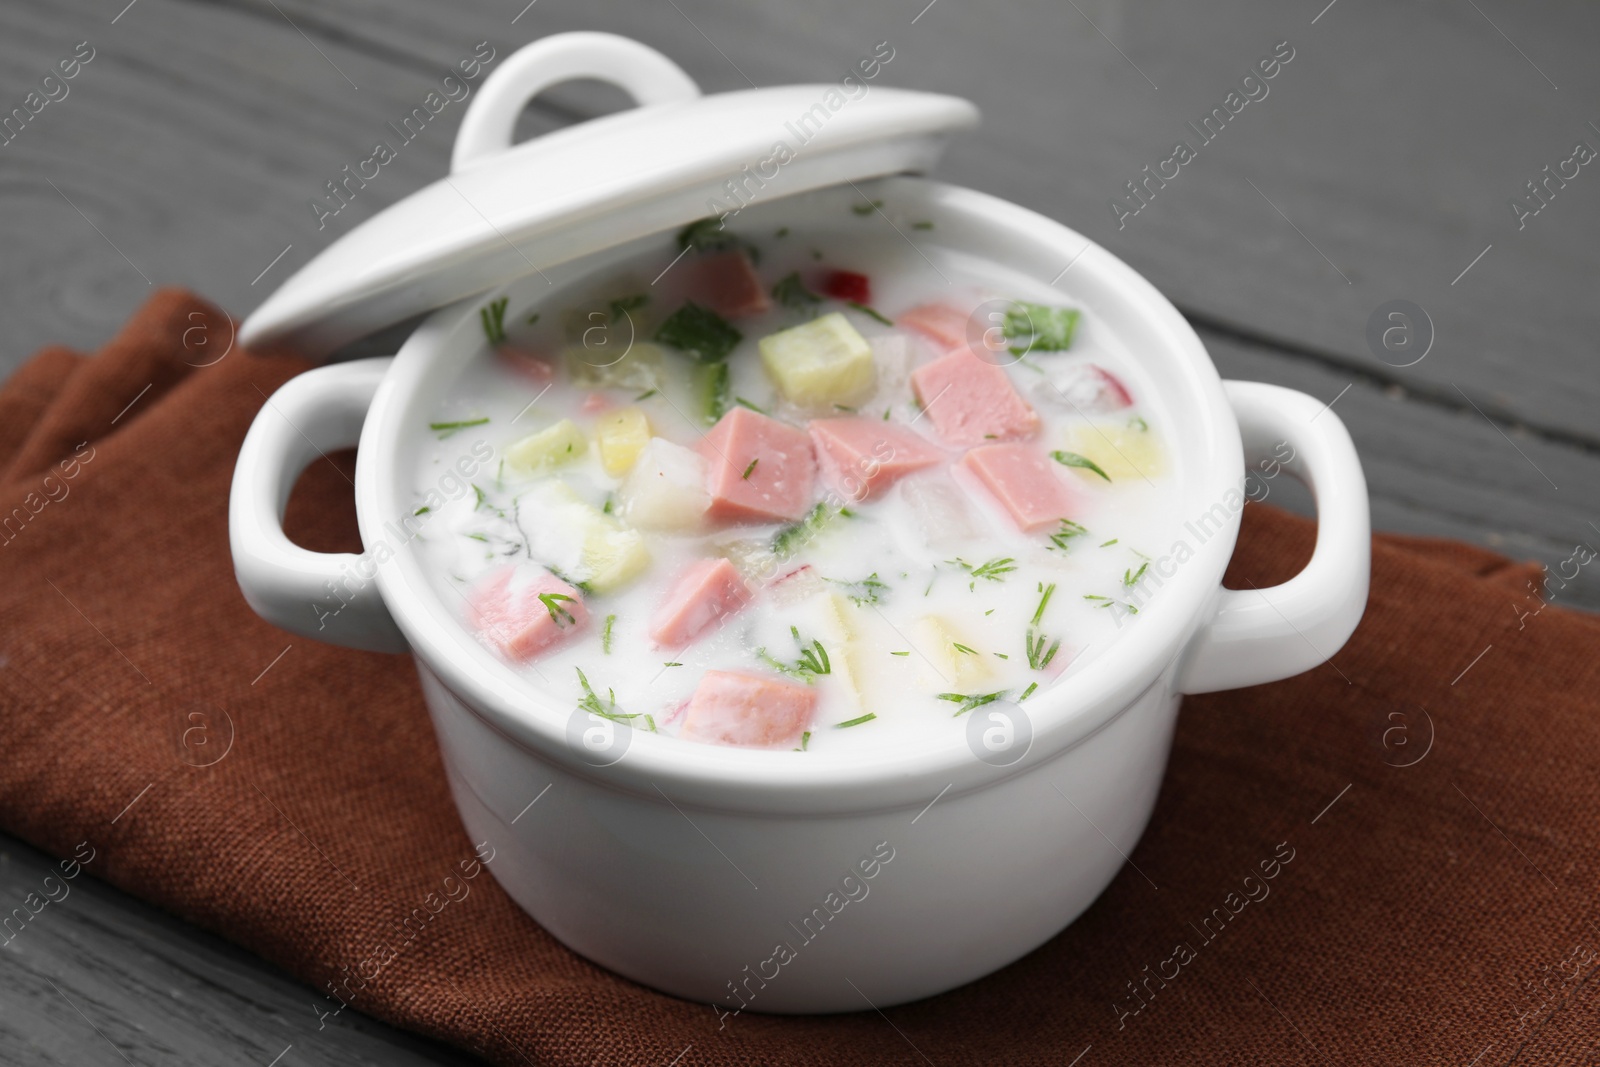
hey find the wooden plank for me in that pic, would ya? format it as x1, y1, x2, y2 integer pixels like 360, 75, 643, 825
3, 0, 1597, 443
1199, 325, 1600, 613
0, 836, 486, 1066
215, 0, 1600, 443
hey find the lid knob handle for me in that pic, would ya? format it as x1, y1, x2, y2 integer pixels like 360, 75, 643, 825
452, 32, 702, 172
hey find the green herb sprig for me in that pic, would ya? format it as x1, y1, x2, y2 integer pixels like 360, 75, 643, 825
948, 556, 1017, 590
827, 573, 889, 606
430, 417, 489, 439
575, 668, 655, 731
1002, 300, 1079, 355
656, 301, 741, 364
772, 271, 820, 310
1051, 450, 1110, 482
937, 690, 1008, 716
479, 297, 509, 345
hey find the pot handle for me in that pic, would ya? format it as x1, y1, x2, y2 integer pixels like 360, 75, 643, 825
230, 358, 408, 654
1177, 380, 1370, 694
452, 32, 702, 173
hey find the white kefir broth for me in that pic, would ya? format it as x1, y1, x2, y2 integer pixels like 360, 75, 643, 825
411, 223, 1178, 752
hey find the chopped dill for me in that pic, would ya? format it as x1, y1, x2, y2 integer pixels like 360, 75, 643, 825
1051, 450, 1111, 482
772, 271, 821, 309
1048, 519, 1090, 551
608, 293, 648, 322
430, 416, 489, 439
1124, 562, 1149, 589
852, 199, 883, 216
794, 627, 831, 676
835, 713, 877, 728
937, 690, 1008, 716
575, 667, 655, 731
758, 626, 832, 682
827, 573, 889, 606
949, 556, 1017, 590
1026, 630, 1061, 671
741, 458, 759, 480
479, 297, 509, 345
1100, 538, 1119, 547
602, 614, 616, 654
1032, 582, 1057, 627
772, 502, 849, 558
538, 592, 576, 628
635, 388, 659, 401
734, 396, 769, 415
951, 642, 977, 655
847, 302, 893, 326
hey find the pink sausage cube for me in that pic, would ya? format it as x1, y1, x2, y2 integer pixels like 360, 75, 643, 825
699, 407, 815, 524
898, 302, 971, 352
809, 417, 943, 502
911, 349, 1040, 447
680, 670, 818, 749
495, 344, 557, 387
468, 564, 587, 661
961, 443, 1080, 532
684, 249, 771, 319
650, 557, 751, 648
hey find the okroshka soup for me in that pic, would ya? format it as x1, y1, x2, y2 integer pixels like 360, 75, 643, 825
410, 199, 1180, 754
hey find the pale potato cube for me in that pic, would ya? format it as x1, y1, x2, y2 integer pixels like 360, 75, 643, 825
1058, 421, 1164, 482
619, 438, 711, 531
758, 312, 876, 408
564, 341, 666, 392
595, 406, 651, 477
517, 481, 649, 593
913, 614, 992, 690
577, 518, 650, 593
507, 419, 586, 473
818, 593, 866, 710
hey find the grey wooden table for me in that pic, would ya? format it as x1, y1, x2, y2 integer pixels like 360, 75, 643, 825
2, 0, 1596, 1062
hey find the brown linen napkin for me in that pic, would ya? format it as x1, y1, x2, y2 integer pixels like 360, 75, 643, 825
2, 290, 1597, 1066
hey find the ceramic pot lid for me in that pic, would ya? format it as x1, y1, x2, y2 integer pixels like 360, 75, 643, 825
240, 32, 980, 357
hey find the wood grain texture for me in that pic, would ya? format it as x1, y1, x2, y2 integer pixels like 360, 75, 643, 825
0, 0, 1595, 1063
0, 837, 487, 1065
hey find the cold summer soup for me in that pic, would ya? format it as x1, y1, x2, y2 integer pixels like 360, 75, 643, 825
411, 206, 1177, 753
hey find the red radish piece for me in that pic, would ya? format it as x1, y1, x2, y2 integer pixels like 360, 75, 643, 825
650, 558, 751, 648
698, 407, 816, 524
910, 349, 1039, 447
680, 670, 818, 748
960, 443, 1080, 532
469, 564, 587, 661
818, 269, 871, 304
580, 391, 615, 415
683, 249, 770, 318
1034, 363, 1133, 413
809, 417, 942, 502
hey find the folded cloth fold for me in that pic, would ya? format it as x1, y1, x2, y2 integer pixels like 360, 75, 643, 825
1, 291, 1596, 1066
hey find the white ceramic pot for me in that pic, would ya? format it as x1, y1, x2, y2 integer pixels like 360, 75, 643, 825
230, 34, 1369, 1014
